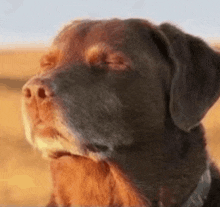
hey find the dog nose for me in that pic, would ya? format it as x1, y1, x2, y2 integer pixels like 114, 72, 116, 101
22, 78, 54, 102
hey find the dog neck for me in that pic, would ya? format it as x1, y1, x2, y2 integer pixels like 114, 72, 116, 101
181, 167, 211, 207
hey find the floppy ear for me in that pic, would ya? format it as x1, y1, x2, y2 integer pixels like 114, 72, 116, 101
159, 23, 220, 132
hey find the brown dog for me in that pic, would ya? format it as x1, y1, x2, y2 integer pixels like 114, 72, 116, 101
22, 19, 220, 206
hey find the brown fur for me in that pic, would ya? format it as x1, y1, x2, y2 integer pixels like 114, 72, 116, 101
49, 155, 147, 206
40, 47, 63, 69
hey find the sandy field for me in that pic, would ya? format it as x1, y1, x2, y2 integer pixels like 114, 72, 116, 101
1, 43, 220, 206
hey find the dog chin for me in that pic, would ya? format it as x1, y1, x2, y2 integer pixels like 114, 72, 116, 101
27, 126, 105, 161
33, 133, 82, 159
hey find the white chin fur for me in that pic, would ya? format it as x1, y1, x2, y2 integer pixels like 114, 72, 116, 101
34, 135, 84, 158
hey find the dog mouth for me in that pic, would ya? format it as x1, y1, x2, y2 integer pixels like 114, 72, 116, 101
30, 121, 86, 158
35, 123, 64, 139
49, 150, 74, 159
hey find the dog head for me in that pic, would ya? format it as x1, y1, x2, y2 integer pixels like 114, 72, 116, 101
22, 19, 220, 206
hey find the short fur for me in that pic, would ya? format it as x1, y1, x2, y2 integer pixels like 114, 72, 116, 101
22, 18, 220, 206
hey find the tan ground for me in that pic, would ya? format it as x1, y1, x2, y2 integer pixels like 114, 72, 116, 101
0, 47, 51, 206
0, 43, 220, 206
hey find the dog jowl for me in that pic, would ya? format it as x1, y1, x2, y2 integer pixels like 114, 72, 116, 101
22, 19, 220, 206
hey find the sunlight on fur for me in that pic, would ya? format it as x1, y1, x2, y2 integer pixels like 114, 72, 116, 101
50, 155, 148, 206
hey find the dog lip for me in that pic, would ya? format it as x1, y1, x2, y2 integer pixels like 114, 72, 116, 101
49, 151, 73, 159
86, 143, 109, 153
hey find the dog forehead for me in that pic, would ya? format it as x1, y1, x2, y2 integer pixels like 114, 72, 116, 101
46, 19, 127, 65
54, 19, 126, 46
54, 19, 155, 52
41, 19, 157, 71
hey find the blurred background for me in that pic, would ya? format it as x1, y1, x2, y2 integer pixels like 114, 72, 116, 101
1, 0, 220, 206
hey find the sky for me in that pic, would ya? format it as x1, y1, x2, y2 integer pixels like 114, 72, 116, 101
1, 0, 220, 45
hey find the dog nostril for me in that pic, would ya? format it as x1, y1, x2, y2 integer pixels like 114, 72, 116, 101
23, 88, 32, 98
86, 144, 109, 153
22, 78, 54, 100
38, 88, 47, 99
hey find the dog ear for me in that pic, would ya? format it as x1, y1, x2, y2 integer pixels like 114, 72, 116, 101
159, 23, 220, 132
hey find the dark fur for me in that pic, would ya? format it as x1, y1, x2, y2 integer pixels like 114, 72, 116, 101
22, 19, 220, 206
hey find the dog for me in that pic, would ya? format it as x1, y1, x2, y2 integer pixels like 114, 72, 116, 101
22, 18, 220, 206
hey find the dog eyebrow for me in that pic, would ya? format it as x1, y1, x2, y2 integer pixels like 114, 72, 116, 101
85, 44, 108, 65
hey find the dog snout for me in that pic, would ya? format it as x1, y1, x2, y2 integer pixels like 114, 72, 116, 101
22, 78, 54, 102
